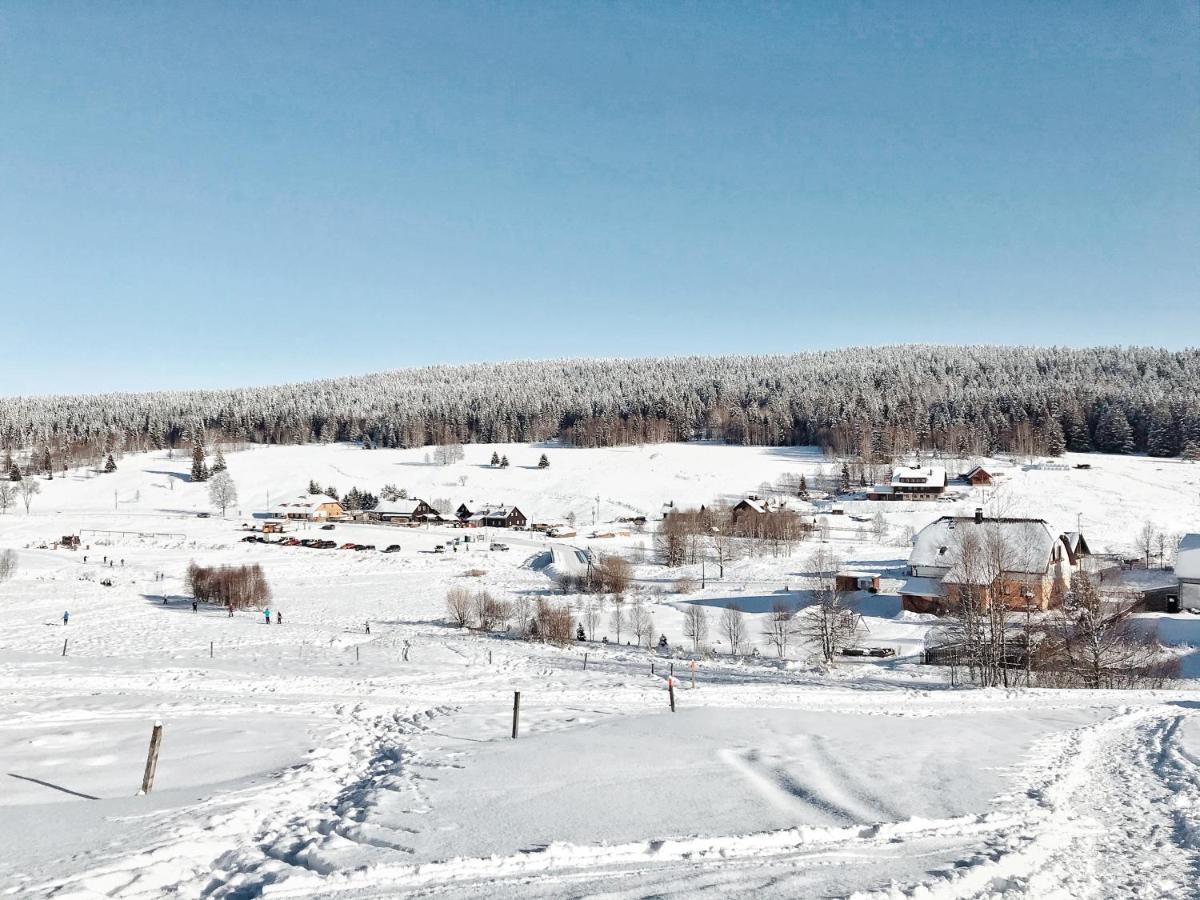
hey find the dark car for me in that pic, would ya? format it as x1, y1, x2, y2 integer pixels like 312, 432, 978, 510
383, 544, 402, 553
241, 535, 257, 543
320, 523, 335, 530
340, 543, 357, 550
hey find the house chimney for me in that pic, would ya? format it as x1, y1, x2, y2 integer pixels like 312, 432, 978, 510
974, 508, 984, 524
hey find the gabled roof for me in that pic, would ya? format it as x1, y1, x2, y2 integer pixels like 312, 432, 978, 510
375, 499, 433, 516
735, 498, 769, 513
891, 465, 947, 488
277, 494, 340, 512
964, 465, 993, 478
1060, 532, 1091, 558
909, 516, 1058, 576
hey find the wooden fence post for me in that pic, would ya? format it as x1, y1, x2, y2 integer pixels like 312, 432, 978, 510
356, 646, 360, 663
583, 652, 588, 670
209, 641, 213, 659
651, 661, 655, 675
668, 678, 676, 712
512, 691, 521, 739
62, 638, 68, 657
140, 721, 164, 794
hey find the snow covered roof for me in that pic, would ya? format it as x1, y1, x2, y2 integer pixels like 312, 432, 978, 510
737, 498, 768, 513
909, 516, 1058, 576
891, 466, 947, 488
375, 499, 430, 516
1178, 534, 1200, 579
900, 576, 944, 598
275, 494, 340, 512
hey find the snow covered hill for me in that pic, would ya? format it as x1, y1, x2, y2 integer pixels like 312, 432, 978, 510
2, 442, 1199, 898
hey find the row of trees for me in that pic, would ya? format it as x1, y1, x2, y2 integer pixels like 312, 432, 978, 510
185, 562, 271, 609
655, 504, 812, 568
6, 347, 1200, 462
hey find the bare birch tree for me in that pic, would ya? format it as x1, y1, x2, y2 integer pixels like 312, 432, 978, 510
720, 602, 747, 656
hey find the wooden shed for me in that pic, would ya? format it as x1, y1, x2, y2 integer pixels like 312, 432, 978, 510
835, 571, 880, 593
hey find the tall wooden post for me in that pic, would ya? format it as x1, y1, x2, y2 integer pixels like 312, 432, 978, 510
583, 653, 588, 670
210, 641, 213, 659
356, 646, 360, 663
668, 678, 676, 712
140, 721, 164, 794
62, 638, 68, 657
512, 691, 521, 739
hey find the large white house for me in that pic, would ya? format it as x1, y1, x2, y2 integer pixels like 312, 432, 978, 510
1178, 534, 1200, 607
868, 465, 948, 501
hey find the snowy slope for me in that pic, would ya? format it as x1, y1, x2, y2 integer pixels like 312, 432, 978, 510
2, 442, 1199, 898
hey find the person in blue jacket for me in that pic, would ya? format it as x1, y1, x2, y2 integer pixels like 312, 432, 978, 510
62, 611, 69, 626
263, 607, 271, 625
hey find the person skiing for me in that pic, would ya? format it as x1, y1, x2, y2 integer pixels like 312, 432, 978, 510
275, 610, 282, 625
62, 611, 69, 626
192, 599, 198, 613
263, 607, 271, 625
364, 621, 371, 635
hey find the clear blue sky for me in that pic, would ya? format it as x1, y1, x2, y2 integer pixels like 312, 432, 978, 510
1, 2, 1196, 395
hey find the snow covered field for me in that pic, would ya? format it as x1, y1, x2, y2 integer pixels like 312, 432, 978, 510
3, 442, 1200, 898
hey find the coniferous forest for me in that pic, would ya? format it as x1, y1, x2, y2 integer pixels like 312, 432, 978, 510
2, 346, 1199, 466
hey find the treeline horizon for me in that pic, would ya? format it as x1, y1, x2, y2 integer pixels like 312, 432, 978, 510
2, 346, 1200, 468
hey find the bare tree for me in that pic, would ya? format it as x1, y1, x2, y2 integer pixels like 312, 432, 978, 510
763, 600, 797, 658
18, 479, 39, 514
0, 549, 16, 586
0, 483, 14, 514
720, 602, 746, 656
1048, 573, 1175, 689
582, 595, 605, 640
474, 591, 511, 631
511, 594, 533, 637
797, 547, 860, 662
682, 604, 709, 653
629, 597, 654, 647
609, 596, 627, 643
207, 471, 238, 516
1135, 521, 1160, 568
707, 529, 739, 578
446, 587, 472, 627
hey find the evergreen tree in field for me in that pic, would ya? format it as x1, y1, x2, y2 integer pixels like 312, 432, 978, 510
538, 453, 549, 469
490, 451, 500, 467
1182, 441, 1200, 462
104, 454, 117, 473
1145, 406, 1176, 458
190, 444, 209, 482
1094, 406, 1135, 454
343, 487, 363, 511
1061, 406, 1091, 452
325, 485, 339, 500
870, 430, 889, 463
307, 479, 321, 495
798, 473, 809, 499
210, 448, 227, 474
839, 462, 851, 494
1043, 419, 1067, 457
42, 447, 53, 477
9, 462, 21, 482
360, 491, 378, 510
499, 455, 510, 469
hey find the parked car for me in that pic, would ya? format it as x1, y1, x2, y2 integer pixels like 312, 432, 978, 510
433, 545, 445, 553
320, 523, 335, 530
489, 542, 509, 551
340, 543, 357, 550
197, 512, 211, 518
867, 647, 896, 658
383, 545, 401, 553
356, 544, 375, 551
